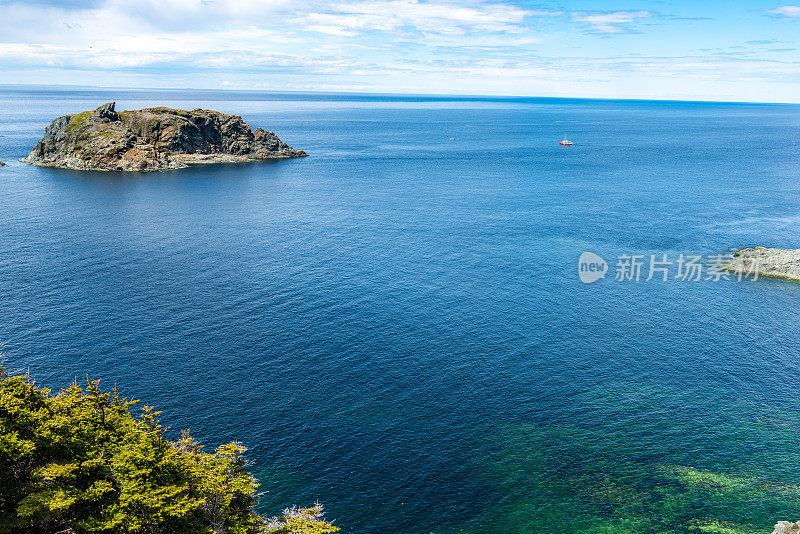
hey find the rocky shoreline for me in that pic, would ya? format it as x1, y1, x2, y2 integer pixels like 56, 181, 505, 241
22, 102, 306, 172
720, 247, 800, 281
773, 521, 800, 534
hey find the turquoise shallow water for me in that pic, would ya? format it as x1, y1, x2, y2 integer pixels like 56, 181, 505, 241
1, 88, 800, 533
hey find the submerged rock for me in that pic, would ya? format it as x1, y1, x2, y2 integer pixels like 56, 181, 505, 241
22, 102, 307, 172
720, 247, 800, 281
773, 521, 800, 534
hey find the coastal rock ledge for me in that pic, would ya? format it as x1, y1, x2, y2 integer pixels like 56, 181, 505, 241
720, 247, 800, 281
773, 521, 800, 534
22, 102, 307, 172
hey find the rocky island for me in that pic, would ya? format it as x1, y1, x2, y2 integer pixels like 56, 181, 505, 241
22, 102, 306, 172
720, 247, 800, 281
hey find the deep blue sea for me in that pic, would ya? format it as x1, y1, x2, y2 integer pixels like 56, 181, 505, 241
2, 87, 800, 533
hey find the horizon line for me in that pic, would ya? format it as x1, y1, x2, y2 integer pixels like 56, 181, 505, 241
0, 83, 797, 106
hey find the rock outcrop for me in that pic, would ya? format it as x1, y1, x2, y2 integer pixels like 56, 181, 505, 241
22, 102, 306, 172
773, 521, 800, 534
720, 247, 800, 281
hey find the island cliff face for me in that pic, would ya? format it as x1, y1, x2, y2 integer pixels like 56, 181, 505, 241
22, 102, 307, 172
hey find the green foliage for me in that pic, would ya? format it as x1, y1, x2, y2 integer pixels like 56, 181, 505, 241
0, 368, 338, 534
265, 505, 340, 534
139, 107, 197, 119
67, 111, 92, 135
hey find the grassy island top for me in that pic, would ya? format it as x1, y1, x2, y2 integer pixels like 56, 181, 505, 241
22, 102, 306, 172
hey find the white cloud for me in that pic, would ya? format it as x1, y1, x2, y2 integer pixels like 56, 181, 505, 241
0, 43, 367, 73
0, 0, 547, 84
2, 0, 800, 102
765, 5, 800, 18
303, 0, 533, 36
571, 10, 653, 33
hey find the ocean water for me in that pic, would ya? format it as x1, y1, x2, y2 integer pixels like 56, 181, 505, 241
1, 87, 800, 533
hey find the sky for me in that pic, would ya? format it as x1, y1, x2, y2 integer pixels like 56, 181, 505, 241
1, 0, 800, 101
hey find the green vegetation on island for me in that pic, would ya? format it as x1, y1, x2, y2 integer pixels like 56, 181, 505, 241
22, 102, 307, 172
0, 366, 338, 534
